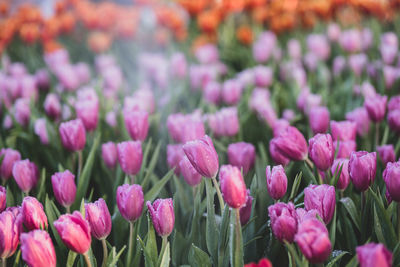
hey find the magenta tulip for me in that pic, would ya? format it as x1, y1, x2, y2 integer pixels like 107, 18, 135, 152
334, 140, 356, 159
304, 184, 336, 224
116, 184, 144, 222
364, 94, 387, 122
266, 165, 287, 200
349, 151, 377, 192
309, 106, 330, 134
227, 142, 256, 175
0, 148, 21, 181
0, 210, 20, 259
357, 243, 392, 267
22, 197, 48, 231
179, 156, 202, 187
20, 230, 56, 267
331, 158, 350, 190
147, 198, 175, 237
377, 145, 396, 167
117, 141, 143, 176
346, 107, 371, 137
308, 134, 335, 171
219, 165, 247, 209
239, 190, 253, 225
383, 161, 400, 202
330, 120, 357, 141
59, 119, 86, 151
51, 170, 76, 208
102, 142, 118, 169
0, 186, 5, 212
12, 159, 39, 194
85, 198, 112, 240
268, 202, 297, 243
124, 110, 149, 141
269, 141, 290, 166
271, 126, 308, 161
166, 144, 185, 175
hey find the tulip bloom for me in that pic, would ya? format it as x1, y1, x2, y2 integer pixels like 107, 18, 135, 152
227, 142, 256, 175
266, 165, 287, 200
54, 211, 91, 254
12, 159, 39, 194
364, 94, 387, 122
295, 218, 332, 263
0, 186, 5, 212
75, 99, 99, 132
269, 141, 290, 167
59, 119, 86, 151
51, 170, 76, 208
388, 110, 400, 133
0, 210, 20, 259
43, 93, 61, 120
117, 141, 143, 176
22, 197, 48, 231
124, 110, 149, 141
183, 135, 219, 178
304, 184, 336, 224
20, 230, 56, 267
219, 165, 247, 209
239, 190, 253, 225
349, 151, 377, 192
116, 184, 144, 222
14, 98, 31, 127
308, 106, 330, 134
270, 126, 308, 161
331, 159, 350, 190
101, 142, 118, 169
357, 243, 392, 267
34, 118, 49, 145
147, 198, 175, 237
85, 198, 112, 240
383, 161, 400, 202
330, 121, 357, 141
346, 107, 371, 137
166, 144, 185, 175
377, 145, 396, 167
268, 202, 297, 243
0, 148, 21, 181
179, 156, 202, 187
334, 140, 356, 159
308, 134, 335, 171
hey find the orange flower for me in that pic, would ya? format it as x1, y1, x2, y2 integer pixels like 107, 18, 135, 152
59, 12, 76, 33
197, 9, 220, 33
87, 31, 112, 53
115, 18, 138, 39
0, 2, 9, 16
178, 0, 210, 16
41, 17, 60, 42
19, 23, 40, 44
236, 25, 253, 45
43, 39, 63, 53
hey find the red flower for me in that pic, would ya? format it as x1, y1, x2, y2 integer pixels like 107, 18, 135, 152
245, 258, 273, 267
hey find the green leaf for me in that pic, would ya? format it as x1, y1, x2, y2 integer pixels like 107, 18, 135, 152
284, 242, 303, 266
66, 251, 77, 267
289, 172, 302, 201
146, 214, 158, 266
36, 168, 46, 202
138, 237, 155, 267
6, 186, 14, 207
45, 195, 64, 248
159, 242, 170, 267
218, 205, 230, 267
229, 209, 243, 267
141, 140, 161, 189
144, 168, 174, 202
73, 133, 101, 209
392, 242, 400, 266
106, 245, 126, 267
344, 254, 358, 267
205, 178, 219, 263
340, 197, 361, 231
189, 244, 212, 267
329, 207, 337, 248
326, 250, 348, 267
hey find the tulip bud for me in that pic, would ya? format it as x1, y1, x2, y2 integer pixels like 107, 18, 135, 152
268, 202, 297, 243
296, 208, 318, 223
54, 211, 91, 254
85, 198, 112, 240
334, 140, 356, 159
51, 170, 76, 208
75, 98, 99, 132
35, 69, 50, 91
349, 151, 377, 192
117, 141, 143, 176
0, 186, 6, 212
388, 110, 400, 133
20, 230, 57, 267
266, 165, 287, 200
116, 184, 144, 222
273, 119, 290, 137
308, 134, 335, 171
59, 119, 86, 151
44, 93, 61, 120
346, 107, 371, 137
146, 198, 175, 237
253, 66, 273, 87
295, 218, 332, 263
364, 94, 387, 122
377, 145, 396, 167
14, 98, 31, 127
179, 156, 202, 187
221, 79, 242, 105
101, 142, 118, 169
331, 158, 350, 190
356, 243, 392, 267
170, 52, 187, 78
330, 120, 357, 141
34, 118, 49, 145
0, 148, 21, 181
166, 144, 185, 175
304, 184, 336, 224
12, 159, 39, 193
183, 135, 219, 178
0, 210, 20, 259
383, 161, 400, 202
203, 81, 221, 104
269, 141, 290, 166
22, 196, 48, 230
124, 110, 149, 141
219, 165, 247, 209
239, 190, 253, 225
271, 126, 308, 161
308, 106, 330, 134
227, 142, 256, 175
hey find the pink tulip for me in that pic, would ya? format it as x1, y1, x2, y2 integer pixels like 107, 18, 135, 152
147, 198, 175, 237
20, 230, 56, 267
179, 156, 202, 187
116, 184, 144, 222
124, 110, 149, 141
219, 165, 247, 209
117, 141, 143, 176
85, 198, 112, 240
12, 159, 39, 193
102, 142, 118, 169
266, 165, 287, 200
227, 142, 255, 175
22, 196, 48, 231
59, 119, 86, 151
51, 170, 76, 208
0, 210, 20, 259
0, 148, 21, 181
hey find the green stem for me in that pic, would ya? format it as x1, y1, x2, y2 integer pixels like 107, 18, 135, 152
127, 222, 134, 266
66, 206, 71, 214
211, 176, 225, 213
160, 236, 168, 258
1, 258, 6, 267
101, 239, 108, 267
235, 208, 241, 252
77, 151, 83, 179
83, 252, 92, 267
375, 123, 380, 149
305, 158, 322, 184
130, 175, 135, 185
397, 203, 400, 241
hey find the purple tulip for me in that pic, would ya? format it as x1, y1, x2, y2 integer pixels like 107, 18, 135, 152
304, 184, 336, 224
167, 144, 185, 175
35, 69, 50, 91
195, 44, 219, 64
203, 81, 221, 105
283, 109, 295, 123
273, 119, 290, 137
147, 198, 175, 237
268, 202, 297, 243
183, 135, 219, 178
20, 230, 57, 267
331, 158, 350, 190
239, 190, 253, 225
54, 211, 91, 254
221, 79, 242, 105
117, 141, 143, 176
179, 156, 202, 187
34, 118, 49, 145
59, 119, 86, 151
253, 66, 273, 88
51, 170, 76, 208
85, 198, 112, 240
14, 98, 31, 127
296, 208, 318, 223
0, 186, 5, 212
0, 210, 20, 259
102, 142, 118, 169
333, 56, 346, 76
364, 94, 387, 122
116, 184, 144, 222
383, 65, 399, 88
170, 52, 187, 78
266, 165, 287, 200
308, 134, 335, 171
357, 243, 392, 267
307, 34, 330, 60
330, 120, 357, 141
287, 39, 301, 60
349, 151, 377, 192
388, 96, 400, 111
388, 110, 400, 133
383, 161, 400, 202
348, 53, 367, 76
219, 165, 247, 209
0, 148, 21, 181
270, 126, 308, 161
295, 218, 332, 263
208, 107, 239, 137
227, 142, 255, 175
339, 29, 362, 53
269, 140, 290, 166
12, 159, 39, 193
327, 23, 341, 41
346, 107, 371, 137
44, 93, 61, 120
334, 140, 356, 159
75, 99, 99, 132
377, 145, 396, 167
309, 106, 330, 134
167, 113, 205, 143
124, 110, 149, 141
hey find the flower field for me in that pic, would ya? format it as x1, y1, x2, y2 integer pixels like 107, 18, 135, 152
1, 0, 400, 266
